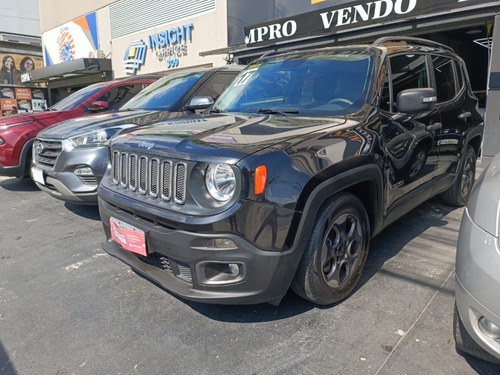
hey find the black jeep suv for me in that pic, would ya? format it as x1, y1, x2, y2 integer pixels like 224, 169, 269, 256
98, 37, 483, 306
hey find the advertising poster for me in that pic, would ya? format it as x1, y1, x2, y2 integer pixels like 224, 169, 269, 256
42, 12, 99, 66
0, 53, 44, 86
1, 86, 48, 116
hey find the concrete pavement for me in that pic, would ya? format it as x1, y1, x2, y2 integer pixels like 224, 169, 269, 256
0, 163, 499, 374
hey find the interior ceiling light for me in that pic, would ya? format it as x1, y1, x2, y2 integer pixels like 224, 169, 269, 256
466, 29, 482, 35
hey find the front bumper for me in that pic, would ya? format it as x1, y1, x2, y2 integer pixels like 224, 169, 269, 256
32, 146, 108, 204
98, 196, 299, 305
455, 208, 500, 360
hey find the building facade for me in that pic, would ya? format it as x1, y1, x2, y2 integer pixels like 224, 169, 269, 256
32, 0, 229, 104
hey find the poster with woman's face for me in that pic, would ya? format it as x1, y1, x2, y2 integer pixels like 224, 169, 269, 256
0, 53, 43, 86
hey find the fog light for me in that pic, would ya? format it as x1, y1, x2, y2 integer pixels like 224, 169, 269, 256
196, 261, 245, 285
207, 238, 237, 249
74, 167, 94, 176
479, 317, 500, 339
0, 137, 4, 145
228, 263, 239, 275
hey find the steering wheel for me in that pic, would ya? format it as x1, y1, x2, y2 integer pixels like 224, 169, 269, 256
327, 98, 354, 106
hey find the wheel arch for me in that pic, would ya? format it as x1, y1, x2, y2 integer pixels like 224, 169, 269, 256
467, 133, 482, 159
20, 137, 35, 176
286, 163, 384, 250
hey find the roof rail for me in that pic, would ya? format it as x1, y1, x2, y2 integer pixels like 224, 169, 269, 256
258, 50, 289, 59
120, 74, 164, 81
372, 36, 454, 53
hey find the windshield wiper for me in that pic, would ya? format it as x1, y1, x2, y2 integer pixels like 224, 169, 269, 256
257, 108, 299, 116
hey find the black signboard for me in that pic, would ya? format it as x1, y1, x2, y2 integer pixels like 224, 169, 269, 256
233, 0, 499, 47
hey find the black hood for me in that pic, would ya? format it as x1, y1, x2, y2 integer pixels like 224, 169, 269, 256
111, 113, 348, 162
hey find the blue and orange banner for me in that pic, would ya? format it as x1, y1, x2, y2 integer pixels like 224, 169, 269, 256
42, 12, 99, 66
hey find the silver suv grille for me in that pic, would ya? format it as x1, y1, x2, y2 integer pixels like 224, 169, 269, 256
33, 139, 62, 168
111, 151, 187, 204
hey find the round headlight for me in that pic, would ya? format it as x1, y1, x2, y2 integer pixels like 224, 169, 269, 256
205, 163, 236, 202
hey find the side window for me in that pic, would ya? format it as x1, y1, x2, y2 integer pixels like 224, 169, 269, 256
389, 54, 429, 110
455, 60, 464, 90
95, 84, 147, 110
380, 68, 391, 112
110, 84, 147, 109
432, 56, 457, 103
195, 73, 239, 101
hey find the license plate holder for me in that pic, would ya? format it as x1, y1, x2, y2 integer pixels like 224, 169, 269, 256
31, 167, 45, 185
110, 217, 147, 257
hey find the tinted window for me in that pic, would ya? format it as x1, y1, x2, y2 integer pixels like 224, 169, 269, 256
214, 51, 374, 116
93, 84, 148, 111
121, 71, 206, 111
432, 56, 457, 102
50, 82, 109, 111
194, 73, 238, 101
455, 60, 464, 90
382, 54, 430, 113
390, 54, 429, 106
380, 69, 391, 112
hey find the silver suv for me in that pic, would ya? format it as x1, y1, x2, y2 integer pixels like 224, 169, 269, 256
32, 65, 242, 204
454, 150, 500, 364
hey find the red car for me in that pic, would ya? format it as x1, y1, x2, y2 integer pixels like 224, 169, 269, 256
0, 75, 159, 177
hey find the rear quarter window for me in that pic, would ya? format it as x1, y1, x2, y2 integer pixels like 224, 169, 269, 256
432, 55, 458, 103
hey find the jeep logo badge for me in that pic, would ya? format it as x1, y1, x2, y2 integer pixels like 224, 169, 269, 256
139, 141, 155, 150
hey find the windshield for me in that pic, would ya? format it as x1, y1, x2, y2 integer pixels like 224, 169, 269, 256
214, 51, 374, 116
50, 82, 110, 111
120, 71, 206, 111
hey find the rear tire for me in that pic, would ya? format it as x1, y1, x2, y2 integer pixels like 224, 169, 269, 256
453, 303, 500, 364
291, 192, 370, 305
440, 145, 476, 207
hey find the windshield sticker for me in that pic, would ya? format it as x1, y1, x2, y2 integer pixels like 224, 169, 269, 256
233, 69, 258, 87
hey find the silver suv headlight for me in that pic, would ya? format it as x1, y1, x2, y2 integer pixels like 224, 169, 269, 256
205, 163, 237, 202
67, 125, 136, 148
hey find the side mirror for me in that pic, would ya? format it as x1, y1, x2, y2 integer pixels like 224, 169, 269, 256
396, 88, 437, 113
89, 100, 109, 112
185, 96, 214, 111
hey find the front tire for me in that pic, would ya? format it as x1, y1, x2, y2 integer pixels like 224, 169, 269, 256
291, 192, 370, 305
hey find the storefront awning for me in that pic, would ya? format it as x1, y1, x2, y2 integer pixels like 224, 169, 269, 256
22, 58, 112, 84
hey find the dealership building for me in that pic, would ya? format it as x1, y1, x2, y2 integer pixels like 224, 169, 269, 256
27, 0, 500, 156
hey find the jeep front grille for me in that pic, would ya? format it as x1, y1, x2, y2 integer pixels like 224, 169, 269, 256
33, 139, 62, 168
111, 151, 187, 204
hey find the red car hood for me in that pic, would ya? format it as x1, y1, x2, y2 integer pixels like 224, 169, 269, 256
0, 111, 62, 128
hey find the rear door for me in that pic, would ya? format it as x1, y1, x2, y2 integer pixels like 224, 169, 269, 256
430, 55, 469, 177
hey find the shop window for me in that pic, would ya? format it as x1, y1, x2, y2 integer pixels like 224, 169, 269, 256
432, 56, 457, 103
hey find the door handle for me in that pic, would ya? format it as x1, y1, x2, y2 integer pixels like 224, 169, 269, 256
427, 122, 442, 131
458, 112, 471, 120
